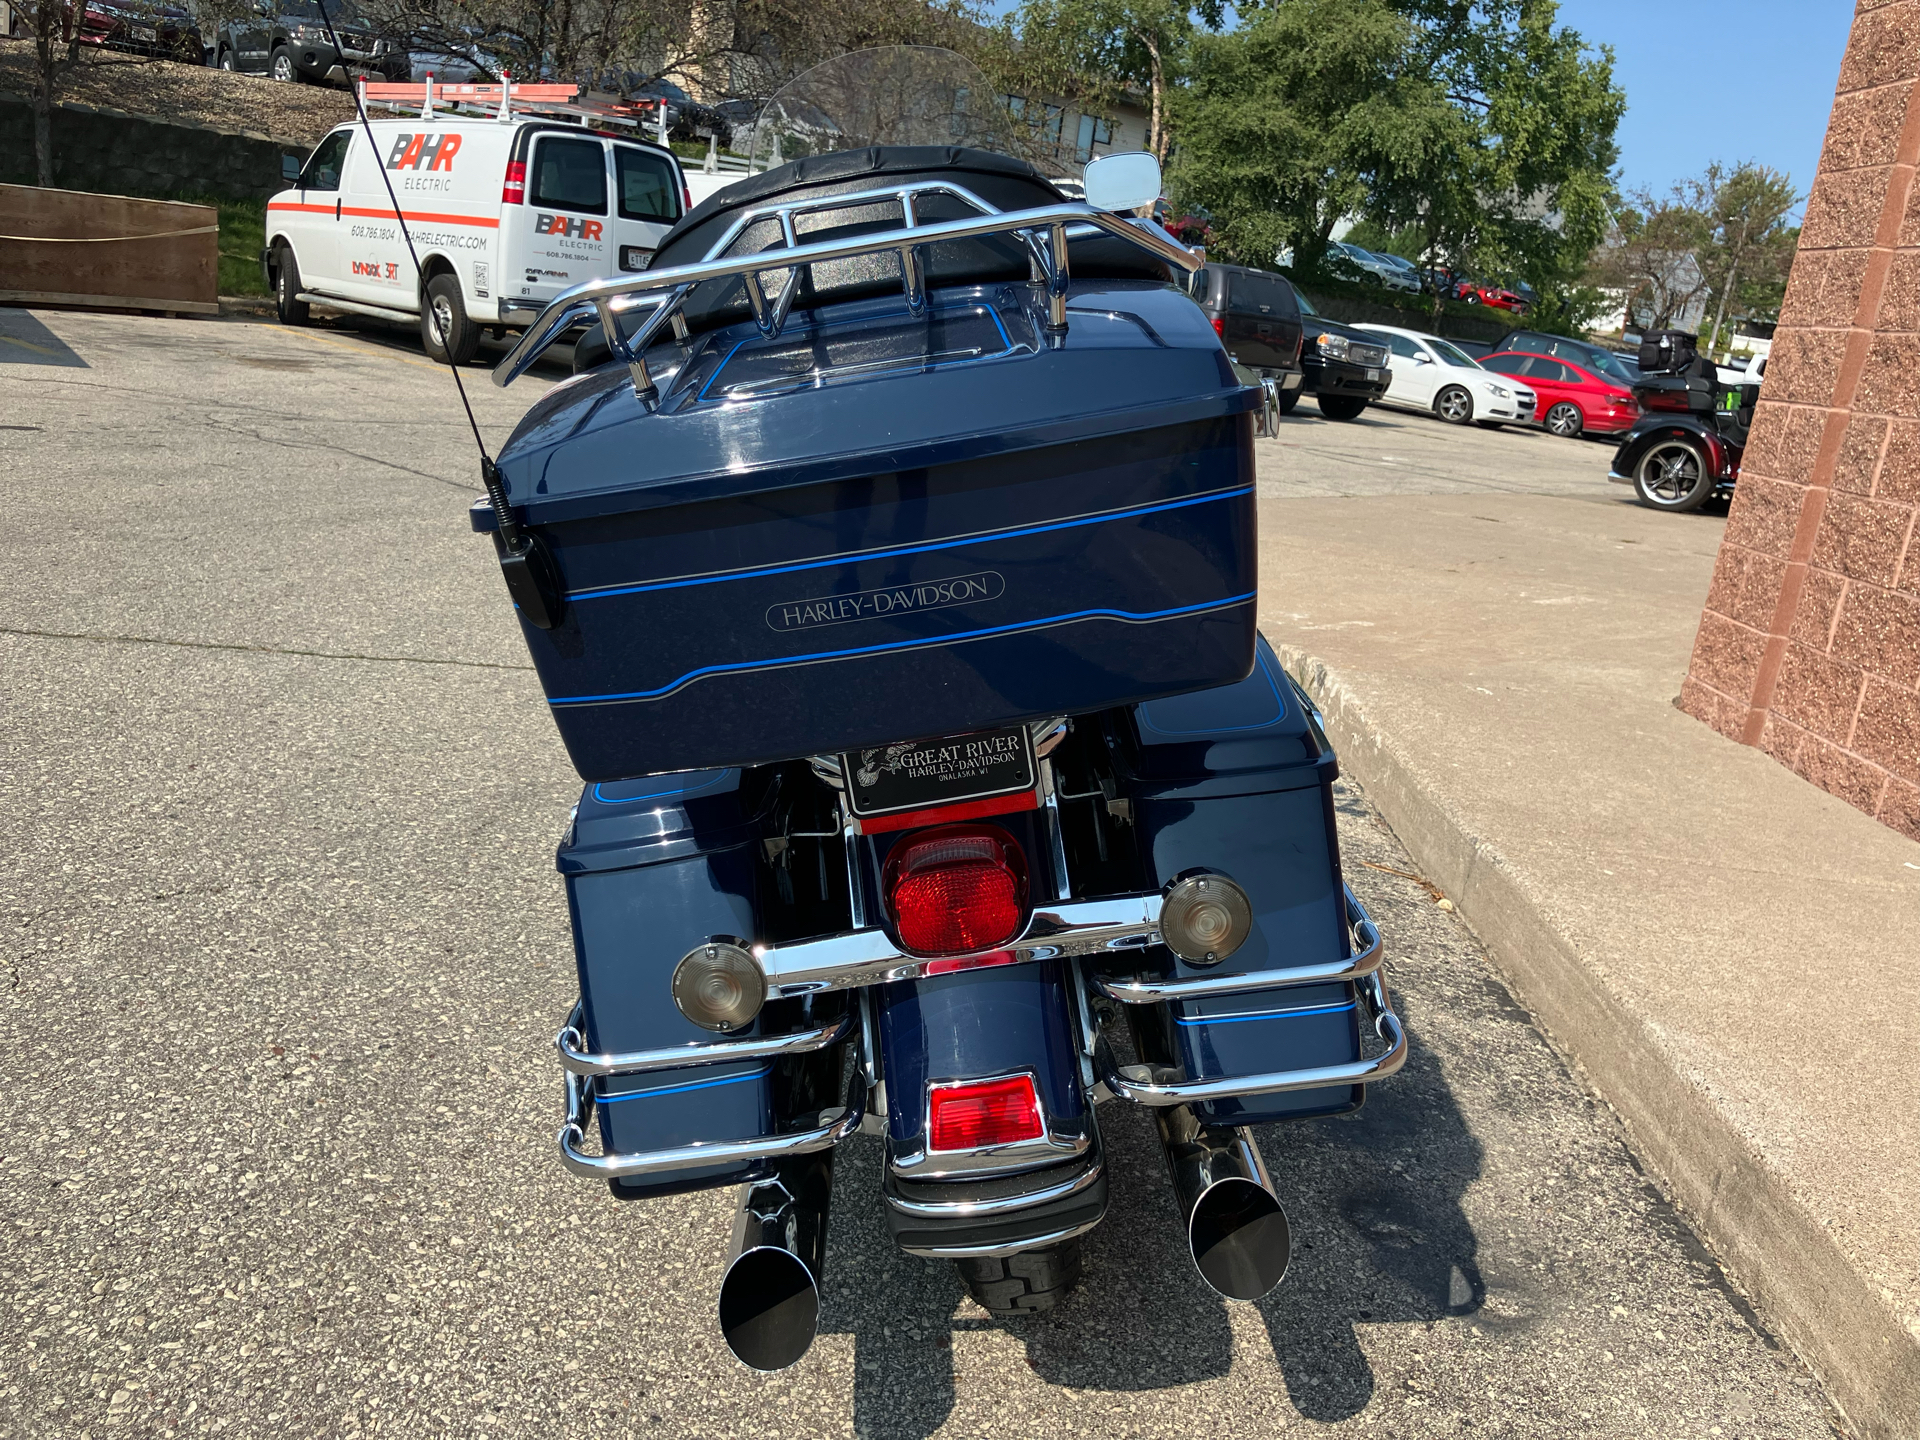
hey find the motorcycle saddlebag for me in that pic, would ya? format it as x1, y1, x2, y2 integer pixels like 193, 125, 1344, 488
1106, 637, 1364, 1124
557, 768, 813, 1199
482, 282, 1260, 782
1631, 372, 1720, 415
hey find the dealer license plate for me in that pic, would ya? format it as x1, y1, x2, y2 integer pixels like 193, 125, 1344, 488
842, 724, 1036, 819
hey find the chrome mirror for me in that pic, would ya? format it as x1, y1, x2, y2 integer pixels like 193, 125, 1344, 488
1083, 151, 1162, 214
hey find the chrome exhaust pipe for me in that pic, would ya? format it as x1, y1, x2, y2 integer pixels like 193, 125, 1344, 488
717, 1150, 833, 1371
1154, 1104, 1291, 1301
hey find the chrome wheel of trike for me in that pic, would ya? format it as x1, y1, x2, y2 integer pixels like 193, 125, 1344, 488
1633, 437, 1714, 511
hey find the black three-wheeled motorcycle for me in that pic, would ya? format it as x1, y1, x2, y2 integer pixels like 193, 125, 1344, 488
479, 48, 1404, 1369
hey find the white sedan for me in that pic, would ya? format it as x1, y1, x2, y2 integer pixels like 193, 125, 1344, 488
1356, 324, 1538, 428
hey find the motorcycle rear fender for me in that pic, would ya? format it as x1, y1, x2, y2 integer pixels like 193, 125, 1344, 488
1612, 418, 1731, 481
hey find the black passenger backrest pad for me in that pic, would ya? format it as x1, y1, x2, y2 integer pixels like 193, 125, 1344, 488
650, 146, 1172, 336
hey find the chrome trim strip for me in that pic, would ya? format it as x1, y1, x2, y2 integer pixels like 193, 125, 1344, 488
900, 1216, 1102, 1260
754, 893, 1161, 999
557, 1070, 865, 1180
1095, 884, 1381, 1004
553, 1002, 852, 1077
494, 188, 1201, 387
885, 1159, 1105, 1218
1097, 971, 1407, 1108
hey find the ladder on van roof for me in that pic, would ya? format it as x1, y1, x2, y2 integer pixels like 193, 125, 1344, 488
358, 76, 666, 130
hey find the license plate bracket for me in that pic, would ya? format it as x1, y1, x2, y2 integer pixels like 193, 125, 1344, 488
842, 725, 1036, 820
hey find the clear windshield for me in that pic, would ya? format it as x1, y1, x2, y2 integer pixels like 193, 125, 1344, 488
1428, 338, 1481, 368
747, 47, 1071, 179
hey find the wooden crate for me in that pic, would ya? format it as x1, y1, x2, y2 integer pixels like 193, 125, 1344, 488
0, 183, 217, 314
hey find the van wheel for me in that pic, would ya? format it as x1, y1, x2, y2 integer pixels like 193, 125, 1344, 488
273, 245, 309, 326
422, 273, 480, 365
270, 46, 295, 81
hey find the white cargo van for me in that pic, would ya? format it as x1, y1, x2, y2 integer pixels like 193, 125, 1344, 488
263, 84, 689, 363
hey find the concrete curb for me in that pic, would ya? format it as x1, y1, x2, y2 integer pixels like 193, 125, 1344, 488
1276, 641, 1920, 1440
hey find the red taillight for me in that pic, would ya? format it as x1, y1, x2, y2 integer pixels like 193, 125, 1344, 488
928, 1075, 1044, 1151
502, 160, 526, 205
1641, 389, 1691, 413
682, 183, 692, 212
884, 825, 1027, 956
1211, 316, 1225, 337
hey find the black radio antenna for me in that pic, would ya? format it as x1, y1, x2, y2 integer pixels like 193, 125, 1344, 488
307, 2, 561, 626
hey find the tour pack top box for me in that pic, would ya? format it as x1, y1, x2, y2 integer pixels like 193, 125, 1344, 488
478, 153, 1261, 781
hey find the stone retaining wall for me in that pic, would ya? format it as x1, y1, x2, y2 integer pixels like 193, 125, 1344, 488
0, 95, 304, 200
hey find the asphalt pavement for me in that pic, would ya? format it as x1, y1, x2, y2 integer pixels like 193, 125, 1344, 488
0, 309, 1840, 1438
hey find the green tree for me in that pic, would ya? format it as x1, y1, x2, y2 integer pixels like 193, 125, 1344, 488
1588, 186, 1714, 330
1365, 0, 1624, 319
1002, 0, 1225, 160
1166, 0, 1442, 270
1697, 162, 1799, 354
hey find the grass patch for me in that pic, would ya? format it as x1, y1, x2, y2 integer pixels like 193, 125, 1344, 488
166, 191, 269, 295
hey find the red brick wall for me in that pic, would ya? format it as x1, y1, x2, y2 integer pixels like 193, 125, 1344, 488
1681, 0, 1920, 841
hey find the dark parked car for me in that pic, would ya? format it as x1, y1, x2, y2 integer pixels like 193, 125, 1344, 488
214, 0, 406, 85
1490, 329, 1642, 388
76, 0, 202, 60
1189, 261, 1306, 407
1294, 290, 1392, 419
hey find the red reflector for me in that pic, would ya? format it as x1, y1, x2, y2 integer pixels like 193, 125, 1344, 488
884, 825, 1028, 956
502, 160, 526, 205
928, 1075, 1044, 1151
923, 949, 1020, 977
1211, 316, 1226, 337
683, 183, 693, 212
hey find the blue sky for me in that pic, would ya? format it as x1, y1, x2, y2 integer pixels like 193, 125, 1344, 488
1551, 0, 1853, 212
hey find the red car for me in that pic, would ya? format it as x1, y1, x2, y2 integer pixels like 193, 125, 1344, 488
74, 0, 203, 60
1479, 350, 1641, 438
1453, 277, 1527, 311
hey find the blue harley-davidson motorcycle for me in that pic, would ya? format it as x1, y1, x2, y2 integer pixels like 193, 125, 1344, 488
480, 48, 1404, 1370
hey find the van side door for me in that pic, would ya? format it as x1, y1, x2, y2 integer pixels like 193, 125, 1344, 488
286, 127, 350, 291
519, 132, 611, 305
608, 141, 683, 273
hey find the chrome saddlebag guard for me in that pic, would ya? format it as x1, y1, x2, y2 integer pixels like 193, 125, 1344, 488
556, 768, 856, 1198
1084, 640, 1408, 1121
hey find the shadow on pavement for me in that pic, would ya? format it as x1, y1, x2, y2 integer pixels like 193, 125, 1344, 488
0, 308, 90, 367
815, 1005, 1487, 1438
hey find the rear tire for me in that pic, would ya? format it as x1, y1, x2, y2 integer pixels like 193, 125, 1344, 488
273, 244, 309, 326
1545, 401, 1584, 438
421, 273, 480, 365
1632, 437, 1715, 512
1434, 385, 1474, 424
955, 1239, 1083, 1318
1316, 394, 1368, 421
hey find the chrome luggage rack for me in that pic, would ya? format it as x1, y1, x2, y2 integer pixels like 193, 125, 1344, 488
491, 180, 1204, 397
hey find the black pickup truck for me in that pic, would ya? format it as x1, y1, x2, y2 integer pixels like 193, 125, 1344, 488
213, 0, 407, 85
1188, 263, 1390, 420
